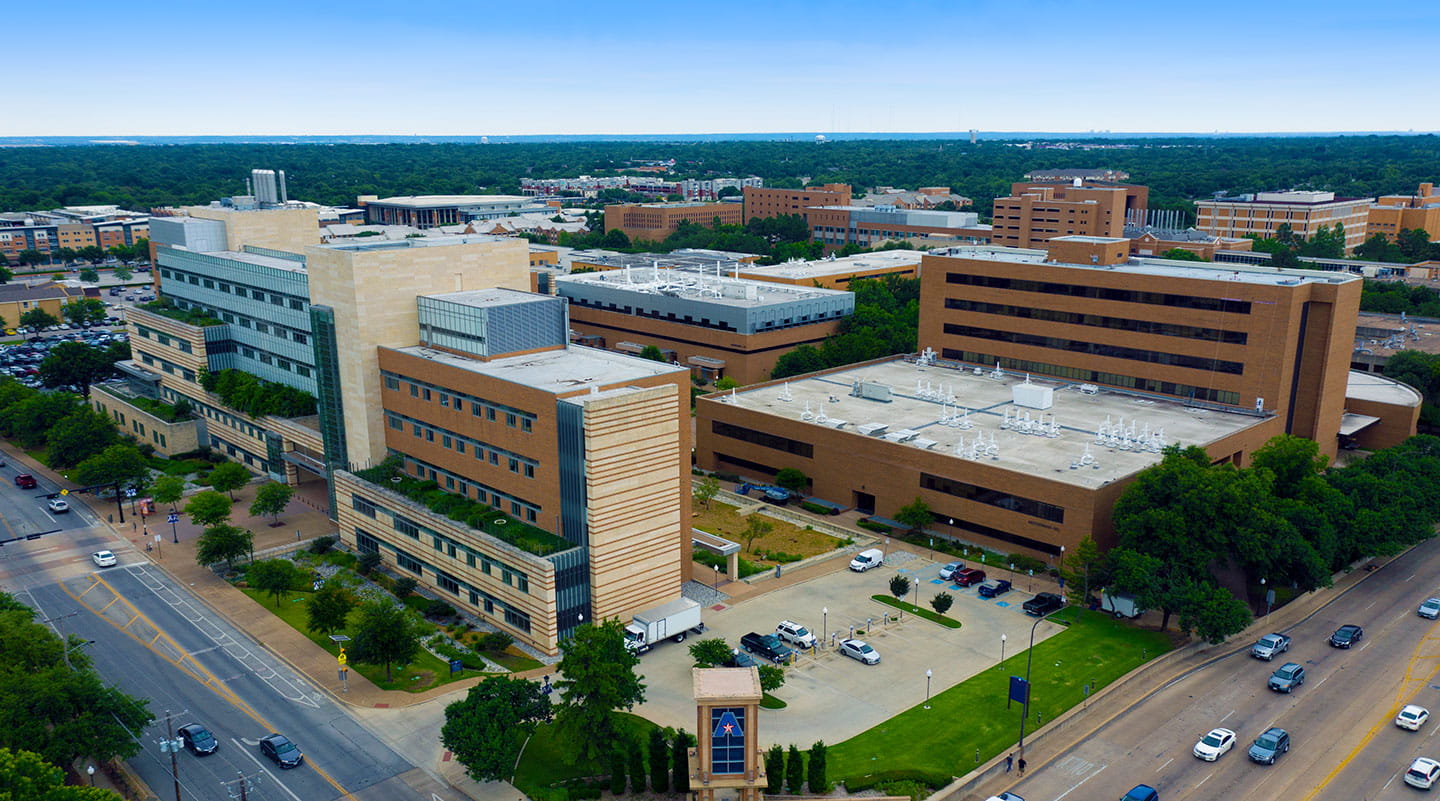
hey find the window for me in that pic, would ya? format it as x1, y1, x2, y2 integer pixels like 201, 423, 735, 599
503, 607, 531, 632
396, 550, 423, 574
351, 495, 377, 518
393, 515, 420, 539
437, 572, 459, 594
354, 530, 379, 554
384, 376, 400, 391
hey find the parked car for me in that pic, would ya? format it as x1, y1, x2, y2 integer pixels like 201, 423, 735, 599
1192, 727, 1236, 761
47, 498, 70, 513
739, 632, 795, 664
938, 561, 964, 581
1247, 727, 1290, 765
1420, 598, 1440, 620
977, 579, 1012, 598
775, 620, 817, 649
258, 734, 303, 768
1251, 632, 1290, 661
838, 638, 880, 665
1023, 593, 1065, 617
14, 474, 36, 489
1407, 757, 1440, 790
177, 723, 219, 756
1398, 705, 1431, 731
849, 549, 884, 572
91, 550, 117, 568
1329, 624, 1364, 648
1267, 662, 1305, 693
954, 568, 986, 587
1119, 786, 1158, 801
723, 649, 758, 669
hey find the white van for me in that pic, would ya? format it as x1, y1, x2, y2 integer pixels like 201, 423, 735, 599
849, 548, 884, 572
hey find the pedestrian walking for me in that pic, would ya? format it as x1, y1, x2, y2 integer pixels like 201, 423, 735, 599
1018, 757, 1027, 776
1004, 754, 1013, 774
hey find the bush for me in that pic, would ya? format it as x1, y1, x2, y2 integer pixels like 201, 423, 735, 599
858, 519, 892, 534
692, 549, 766, 578
754, 549, 803, 564
357, 552, 381, 575
843, 769, 952, 793
393, 577, 418, 597
307, 535, 337, 555
478, 631, 514, 653
424, 599, 457, 619
609, 749, 627, 795
765, 745, 784, 794
1006, 553, 1048, 574
712, 471, 741, 483
799, 500, 838, 515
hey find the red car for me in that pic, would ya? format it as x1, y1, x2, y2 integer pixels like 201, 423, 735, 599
954, 568, 987, 587
14, 474, 37, 489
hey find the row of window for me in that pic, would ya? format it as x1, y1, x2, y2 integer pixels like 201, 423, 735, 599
943, 298, 1250, 345
920, 472, 1065, 523
161, 386, 268, 440
944, 272, 1254, 315
942, 323, 1246, 375
208, 433, 267, 472
233, 344, 312, 378
382, 371, 536, 431
168, 296, 311, 349
386, 411, 538, 478
160, 267, 309, 313
710, 420, 814, 458
135, 324, 194, 354
351, 493, 533, 593
396, 452, 541, 523
137, 352, 197, 383
354, 530, 532, 632
942, 349, 1242, 406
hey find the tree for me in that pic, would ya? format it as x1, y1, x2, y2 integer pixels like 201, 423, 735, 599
185, 490, 232, 528
38, 342, 114, 397
771, 345, 826, 379
247, 559, 301, 607
786, 744, 804, 794
807, 741, 829, 793
609, 749, 628, 795
774, 467, 808, 494
552, 618, 646, 763
61, 299, 106, 327
889, 574, 911, 600
15, 250, 46, 267
741, 516, 772, 553
694, 475, 720, 510
649, 728, 670, 792
19, 308, 59, 329
249, 482, 294, 525
1061, 535, 1107, 607
44, 409, 119, 469
207, 461, 251, 500
0, 392, 81, 449
194, 525, 251, 568
78, 267, 99, 283
714, 376, 739, 391
930, 591, 954, 615
688, 637, 734, 667
73, 443, 150, 490
440, 676, 553, 783
393, 577, 418, 598
151, 475, 185, 511
765, 745, 784, 793
895, 496, 933, 533
628, 739, 646, 792
639, 345, 666, 362
0, 746, 123, 801
349, 599, 426, 681
757, 664, 786, 693
671, 730, 693, 793
112, 265, 132, 281
357, 551, 381, 575
306, 582, 355, 637
1159, 248, 1207, 261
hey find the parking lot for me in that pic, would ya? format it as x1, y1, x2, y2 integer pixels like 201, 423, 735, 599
632, 551, 1068, 747
0, 324, 130, 388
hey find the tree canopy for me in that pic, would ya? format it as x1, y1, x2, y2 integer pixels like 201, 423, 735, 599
552, 618, 645, 763
440, 677, 553, 783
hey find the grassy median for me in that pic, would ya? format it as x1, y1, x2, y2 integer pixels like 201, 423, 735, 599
829, 608, 1172, 788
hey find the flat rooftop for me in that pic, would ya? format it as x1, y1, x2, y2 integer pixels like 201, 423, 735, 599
1346, 369, 1422, 407
709, 358, 1270, 490
739, 250, 926, 280
1355, 312, 1440, 356
389, 343, 686, 394
367, 195, 531, 207
207, 249, 308, 273
934, 243, 1361, 288
425, 287, 542, 309
556, 267, 846, 308
319, 233, 511, 252
570, 250, 746, 271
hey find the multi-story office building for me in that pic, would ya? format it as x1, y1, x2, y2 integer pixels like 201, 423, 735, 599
0, 206, 150, 262
742, 184, 852, 224
603, 202, 745, 243
733, 250, 927, 289
0, 281, 82, 325
1123, 225, 1254, 260
695, 237, 1419, 557
1368, 183, 1440, 243
1024, 168, 1130, 183
359, 195, 548, 228
555, 266, 854, 384
1195, 191, 1372, 253
989, 181, 1143, 249
806, 206, 984, 250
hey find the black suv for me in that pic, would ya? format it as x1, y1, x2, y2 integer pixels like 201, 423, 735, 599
1023, 593, 1065, 617
739, 632, 795, 664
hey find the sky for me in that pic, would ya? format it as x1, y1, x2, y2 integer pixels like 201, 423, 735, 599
9, 0, 1439, 137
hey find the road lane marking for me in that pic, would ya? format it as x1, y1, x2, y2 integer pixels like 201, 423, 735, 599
1384, 769, 1401, 790
1358, 641, 1372, 652
1409, 574, 1418, 582
1053, 763, 1105, 801
1156, 757, 1173, 772
1312, 674, 1329, 690
1365, 600, 1377, 610
1195, 771, 1214, 789
230, 738, 304, 801
1220, 709, 1235, 722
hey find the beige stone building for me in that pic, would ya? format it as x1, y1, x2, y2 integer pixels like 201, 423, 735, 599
1195, 191, 1372, 253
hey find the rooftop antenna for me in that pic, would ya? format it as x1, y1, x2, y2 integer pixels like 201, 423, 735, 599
801, 401, 814, 421
779, 382, 793, 402
990, 360, 1005, 379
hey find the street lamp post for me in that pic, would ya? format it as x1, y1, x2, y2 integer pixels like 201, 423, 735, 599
1000, 633, 1007, 665
924, 669, 933, 709
1016, 615, 1046, 770
86, 765, 95, 786
822, 607, 828, 642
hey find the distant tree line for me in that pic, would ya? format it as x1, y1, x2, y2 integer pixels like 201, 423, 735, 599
771, 275, 919, 378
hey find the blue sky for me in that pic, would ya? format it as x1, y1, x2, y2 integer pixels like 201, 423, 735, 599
10, 0, 1438, 136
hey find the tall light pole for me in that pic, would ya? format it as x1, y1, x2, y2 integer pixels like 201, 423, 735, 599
1000, 633, 1006, 665
822, 607, 828, 642
1016, 615, 1046, 770
924, 669, 933, 710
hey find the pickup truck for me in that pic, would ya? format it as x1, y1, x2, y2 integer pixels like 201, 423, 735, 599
740, 632, 795, 664
1023, 593, 1065, 617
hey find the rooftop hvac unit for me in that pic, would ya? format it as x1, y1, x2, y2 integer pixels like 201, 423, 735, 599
1013, 383, 1054, 410
856, 422, 889, 436
858, 381, 892, 402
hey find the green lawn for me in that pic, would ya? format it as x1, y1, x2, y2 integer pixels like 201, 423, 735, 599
871, 595, 963, 628
512, 712, 657, 797
828, 609, 1172, 788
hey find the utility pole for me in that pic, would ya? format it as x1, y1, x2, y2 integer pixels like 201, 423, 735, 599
159, 710, 182, 801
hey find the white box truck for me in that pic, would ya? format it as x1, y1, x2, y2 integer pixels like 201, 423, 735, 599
1101, 590, 1144, 619
624, 598, 705, 654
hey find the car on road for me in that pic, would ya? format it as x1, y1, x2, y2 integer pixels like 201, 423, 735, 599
1398, 705, 1431, 731
838, 638, 880, 665
977, 579, 1012, 598
91, 550, 117, 568
14, 474, 36, 489
1119, 786, 1158, 801
776, 620, 817, 649
982, 794, 1024, 801
1420, 598, 1440, 620
1406, 757, 1440, 789
1329, 624, 1364, 648
177, 723, 219, 756
1251, 632, 1290, 660
258, 733, 303, 768
938, 561, 964, 581
1023, 592, 1065, 617
954, 568, 987, 587
849, 548, 884, 572
1193, 727, 1236, 761
47, 498, 69, 513
1247, 727, 1290, 764
723, 649, 758, 669
1267, 662, 1306, 693
739, 632, 795, 664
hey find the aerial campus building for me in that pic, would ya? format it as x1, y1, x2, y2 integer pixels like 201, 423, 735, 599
696, 236, 1420, 558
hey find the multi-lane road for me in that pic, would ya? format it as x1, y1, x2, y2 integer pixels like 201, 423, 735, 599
994, 535, 1440, 801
